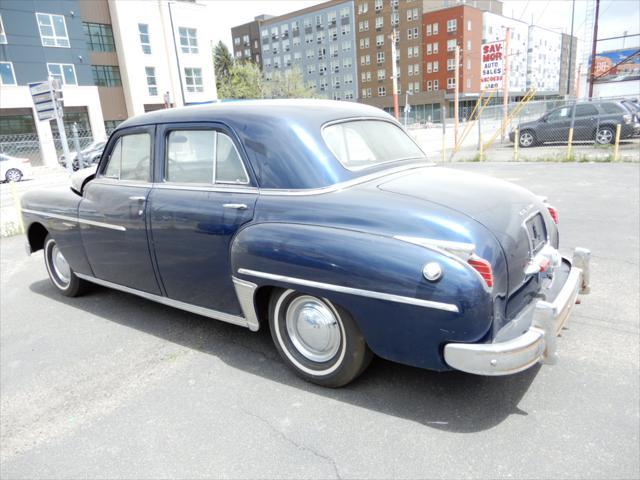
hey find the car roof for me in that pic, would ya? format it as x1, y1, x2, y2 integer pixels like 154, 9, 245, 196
117, 99, 390, 130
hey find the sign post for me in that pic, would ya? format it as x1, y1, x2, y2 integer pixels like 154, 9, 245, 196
29, 78, 71, 174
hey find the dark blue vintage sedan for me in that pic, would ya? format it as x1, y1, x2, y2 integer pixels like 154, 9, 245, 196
21, 100, 591, 387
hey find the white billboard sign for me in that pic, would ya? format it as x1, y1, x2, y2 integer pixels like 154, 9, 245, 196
481, 41, 505, 91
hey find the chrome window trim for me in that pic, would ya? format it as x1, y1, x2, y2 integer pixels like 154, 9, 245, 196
90, 178, 153, 189
237, 268, 459, 313
22, 208, 126, 232
259, 163, 429, 196
75, 273, 251, 329
153, 183, 258, 194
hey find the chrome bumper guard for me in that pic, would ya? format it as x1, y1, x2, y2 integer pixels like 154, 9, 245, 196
444, 247, 591, 376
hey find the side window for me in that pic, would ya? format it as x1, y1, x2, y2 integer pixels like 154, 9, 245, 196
102, 133, 151, 181
600, 103, 624, 114
167, 130, 215, 183
547, 107, 571, 122
575, 104, 598, 117
216, 133, 249, 184
165, 129, 249, 185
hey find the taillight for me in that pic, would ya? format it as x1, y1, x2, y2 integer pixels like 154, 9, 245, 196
547, 205, 559, 224
21, 159, 30, 164
468, 256, 493, 288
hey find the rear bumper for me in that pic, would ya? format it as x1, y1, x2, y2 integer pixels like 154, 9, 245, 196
443, 247, 591, 376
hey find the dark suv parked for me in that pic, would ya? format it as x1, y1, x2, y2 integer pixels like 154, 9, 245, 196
510, 100, 640, 147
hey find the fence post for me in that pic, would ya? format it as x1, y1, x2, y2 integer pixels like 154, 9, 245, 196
567, 101, 576, 161
514, 127, 519, 162
614, 123, 621, 161
442, 112, 447, 163
72, 123, 84, 170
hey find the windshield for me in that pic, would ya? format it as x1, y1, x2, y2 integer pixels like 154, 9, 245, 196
322, 120, 426, 171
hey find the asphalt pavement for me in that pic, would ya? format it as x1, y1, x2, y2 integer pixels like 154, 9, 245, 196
1, 163, 638, 479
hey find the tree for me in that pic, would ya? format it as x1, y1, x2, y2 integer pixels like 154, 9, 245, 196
264, 67, 317, 99
218, 62, 264, 100
213, 41, 234, 92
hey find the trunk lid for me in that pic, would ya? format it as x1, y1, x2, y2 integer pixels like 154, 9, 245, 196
378, 167, 552, 296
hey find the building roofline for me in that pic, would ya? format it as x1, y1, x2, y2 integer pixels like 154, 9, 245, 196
261, 0, 352, 26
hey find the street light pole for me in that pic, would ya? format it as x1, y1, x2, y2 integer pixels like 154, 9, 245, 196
454, 45, 459, 146
588, 0, 601, 99
501, 27, 510, 142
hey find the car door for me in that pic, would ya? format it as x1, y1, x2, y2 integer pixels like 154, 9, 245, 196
572, 103, 599, 141
538, 106, 572, 142
148, 123, 257, 315
79, 126, 161, 294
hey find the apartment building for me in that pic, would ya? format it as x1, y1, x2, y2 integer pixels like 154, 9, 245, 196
482, 12, 528, 94
105, 0, 217, 118
0, 0, 105, 166
527, 25, 562, 94
231, 15, 273, 67
259, 0, 358, 101
559, 33, 578, 96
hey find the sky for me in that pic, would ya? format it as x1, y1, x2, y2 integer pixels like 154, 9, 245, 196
205, 0, 640, 60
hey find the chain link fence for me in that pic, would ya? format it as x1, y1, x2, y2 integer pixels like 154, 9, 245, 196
0, 133, 42, 164
409, 94, 640, 163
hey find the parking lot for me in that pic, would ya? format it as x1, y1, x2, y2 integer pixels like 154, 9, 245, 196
1, 162, 638, 479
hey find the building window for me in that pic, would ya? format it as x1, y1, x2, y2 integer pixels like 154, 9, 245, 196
145, 67, 157, 96
447, 58, 456, 71
343, 57, 352, 68
184, 67, 203, 92
92, 65, 122, 86
340, 7, 349, 19
377, 69, 385, 80
0, 62, 16, 85
426, 43, 432, 55
358, 2, 368, 14
426, 24, 432, 36
467, 20, 472, 31
376, 34, 384, 46
377, 51, 384, 64
427, 62, 432, 73
447, 39, 456, 51
434, 79, 439, 91
407, 27, 418, 40
378, 86, 386, 96
179, 27, 198, 54
433, 42, 439, 54
375, 16, 384, 29
104, 120, 123, 134
433, 23, 439, 34
139, 24, 151, 54
234, 37, 240, 45
433, 60, 439, 72
83, 22, 115, 52
36, 13, 69, 47
375, 0, 383, 11
360, 37, 370, 49
447, 19, 457, 33
447, 77, 456, 89
427, 80, 432, 91
0, 14, 6, 44
47, 63, 77, 85
342, 24, 351, 35
467, 40, 471, 51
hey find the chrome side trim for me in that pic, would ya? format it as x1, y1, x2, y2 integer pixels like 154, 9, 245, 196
154, 183, 258, 194
237, 268, 459, 313
232, 277, 260, 331
258, 164, 430, 196
75, 273, 251, 329
21, 208, 126, 232
394, 236, 476, 259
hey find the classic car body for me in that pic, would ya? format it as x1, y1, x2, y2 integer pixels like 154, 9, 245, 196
21, 100, 591, 387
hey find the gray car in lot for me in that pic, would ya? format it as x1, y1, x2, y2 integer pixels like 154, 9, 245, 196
510, 100, 640, 147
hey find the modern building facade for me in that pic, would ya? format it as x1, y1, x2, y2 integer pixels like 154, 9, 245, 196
527, 25, 562, 94
482, 12, 528, 94
0, 0, 105, 166
559, 32, 578, 97
259, 0, 359, 101
105, 0, 217, 118
231, 14, 273, 67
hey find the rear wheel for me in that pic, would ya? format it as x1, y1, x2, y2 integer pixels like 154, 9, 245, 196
43, 235, 88, 297
269, 289, 372, 387
518, 130, 536, 148
595, 126, 614, 145
5, 168, 23, 182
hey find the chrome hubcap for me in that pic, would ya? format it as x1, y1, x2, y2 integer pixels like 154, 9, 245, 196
596, 129, 612, 144
6, 169, 21, 181
285, 296, 341, 362
520, 132, 533, 146
51, 244, 71, 284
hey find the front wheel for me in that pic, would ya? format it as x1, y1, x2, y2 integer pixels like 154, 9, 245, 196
595, 126, 614, 145
518, 130, 536, 148
269, 289, 372, 387
5, 168, 23, 182
43, 235, 88, 297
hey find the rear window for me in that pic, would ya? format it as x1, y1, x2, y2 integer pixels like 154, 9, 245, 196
322, 120, 426, 171
600, 103, 625, 114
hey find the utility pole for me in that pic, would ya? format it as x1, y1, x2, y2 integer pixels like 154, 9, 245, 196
501, 27, 510, 142
588, 0, 601, 99
390, 0, 400, 121
454, 45, 460, 146
567, 0, 576, 96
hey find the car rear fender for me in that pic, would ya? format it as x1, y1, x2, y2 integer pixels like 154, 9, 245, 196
230, 222, 493, 370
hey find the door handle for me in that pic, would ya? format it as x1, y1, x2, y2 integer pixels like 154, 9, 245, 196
129, 196, 146, 216
223, 203, 248, 210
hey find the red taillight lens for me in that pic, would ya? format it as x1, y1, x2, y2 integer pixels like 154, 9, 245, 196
468, 256, 493, 288
547, 205, 558, 224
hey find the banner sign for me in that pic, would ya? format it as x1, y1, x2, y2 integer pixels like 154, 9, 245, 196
590, 48, 640, 83
481, 41, 504, 91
